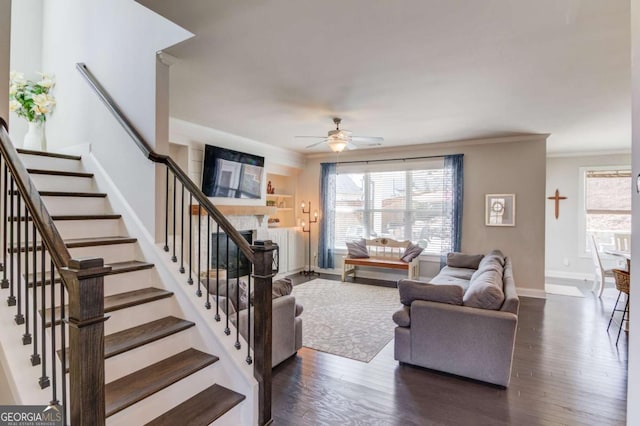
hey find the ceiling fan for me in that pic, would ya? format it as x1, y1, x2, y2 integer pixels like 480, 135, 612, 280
295, 118, 383, 153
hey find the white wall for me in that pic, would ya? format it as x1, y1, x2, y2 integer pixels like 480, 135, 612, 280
0, 0, 10, 123
629, 0, 639, 423
8, 0, 43, 143
300, 134, 548, 297
545, 153, 631, 280
38, 0, 191, 235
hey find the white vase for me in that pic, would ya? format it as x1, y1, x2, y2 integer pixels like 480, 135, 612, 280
23, 122, 46, 151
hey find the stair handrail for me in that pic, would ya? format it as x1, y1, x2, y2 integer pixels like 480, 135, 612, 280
75, 63, 254, 263
0, 118, 72, 268
0, 117, 109, 425
77, 62, 275, 425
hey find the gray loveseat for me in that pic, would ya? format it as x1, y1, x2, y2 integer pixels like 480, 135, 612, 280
393, 250, 519, 387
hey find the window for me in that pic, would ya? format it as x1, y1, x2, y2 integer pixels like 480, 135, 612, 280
579, 166, 631, 254
334, 158, 456, 256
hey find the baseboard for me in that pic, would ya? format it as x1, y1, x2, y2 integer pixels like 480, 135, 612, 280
545, 269, 614, 283
545, 270, 592, 281
516, 288, 547, 299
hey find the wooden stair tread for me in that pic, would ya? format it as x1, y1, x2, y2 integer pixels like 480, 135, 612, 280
8, 190, 106, 197
27, 260, 154, 287
26, 168, 93, 178
41, 287, 172, 327
105, 348, 219, 418
17, 148, 81, 160
145, 384, 245, 426
105, 316, 195, 358
65, 236, 136, 247
9, 214, 122, 222
57, 316, 195, 371
40, 190, 106, 197
10, 236, 137, 253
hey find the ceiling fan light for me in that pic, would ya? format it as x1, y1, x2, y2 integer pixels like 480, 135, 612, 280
328, 139, 348, 152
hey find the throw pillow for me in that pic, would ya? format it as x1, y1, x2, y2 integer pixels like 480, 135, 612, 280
346, 238, 370, 258
446, 252, 484, 269
392, 306, 411, 327
397, 279, 463, 306
401, 243, 424, 263
295, 303, 304, 317
207, 279, 248, 312
249, 277, 293, 304
463, 270, 505, 310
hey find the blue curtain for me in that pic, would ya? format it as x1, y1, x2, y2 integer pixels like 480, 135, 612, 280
441, 154, 464, 268
318, 162, 336, 269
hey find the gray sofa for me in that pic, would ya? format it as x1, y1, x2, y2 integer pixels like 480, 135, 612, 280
393, 250, 519, 387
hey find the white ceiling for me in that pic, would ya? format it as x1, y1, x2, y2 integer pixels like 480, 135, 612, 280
140, 0, 631, 154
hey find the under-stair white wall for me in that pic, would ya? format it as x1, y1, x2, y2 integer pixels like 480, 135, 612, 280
0, 0, 10, 122
38, 0, 192, 237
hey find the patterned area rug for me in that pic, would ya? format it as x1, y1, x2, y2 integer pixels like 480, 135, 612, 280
292, 279, 401, 362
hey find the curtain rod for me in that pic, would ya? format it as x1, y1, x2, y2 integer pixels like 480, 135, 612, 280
331, 153, 462, 165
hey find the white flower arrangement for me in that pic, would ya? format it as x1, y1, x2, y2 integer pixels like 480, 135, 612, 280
9, 72, 56, 123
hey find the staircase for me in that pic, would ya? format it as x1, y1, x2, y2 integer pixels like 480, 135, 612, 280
3, 148, 246, 424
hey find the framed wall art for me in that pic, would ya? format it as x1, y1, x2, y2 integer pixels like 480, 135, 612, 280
485, 194, 516, 227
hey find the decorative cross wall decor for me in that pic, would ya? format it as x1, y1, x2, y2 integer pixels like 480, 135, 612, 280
547, 189, 567, 219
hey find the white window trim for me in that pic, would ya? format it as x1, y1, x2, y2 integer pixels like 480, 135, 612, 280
577, 164, 631, 258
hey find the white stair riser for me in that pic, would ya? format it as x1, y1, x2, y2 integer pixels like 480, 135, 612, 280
68, 243, 139, 265
105, 363, 223, 426
53, 219, 123, 240
29, 175, 96, 192
40, 196, 111, 216
18, 155, 84, 173
104, 327, 197, 383
7, 219, 124, 242
104, 268, 156, 296
104, 297, 176, 335
10, 243, 139, 266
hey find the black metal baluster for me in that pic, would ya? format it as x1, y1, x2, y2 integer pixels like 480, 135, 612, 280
1, 161, 8, 289
171, 174, 177, 262
164, 166, 169, 252
215, 223, 220, 322
180, 183, 185, 273
60, 271, 67, 425
235, 245, 241, 350
188, 194, 193, 285
195, 204, 201, 295
39, 240, 49, 388
224, 234, 230, 335
15, 194, 23, 324
7, 177, 15, 306
23, 210, 31, 344
50, 260, 58, 407
205, 215, 211, 309
31, 222, 39, 365
246, 271, 252, 364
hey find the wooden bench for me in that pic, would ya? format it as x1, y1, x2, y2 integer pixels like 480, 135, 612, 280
342, 237, 420, 281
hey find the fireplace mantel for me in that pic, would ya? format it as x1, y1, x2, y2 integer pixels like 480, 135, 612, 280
190, 204, 277, 217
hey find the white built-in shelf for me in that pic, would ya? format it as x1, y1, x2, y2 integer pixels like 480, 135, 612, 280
266, 194, 293, 198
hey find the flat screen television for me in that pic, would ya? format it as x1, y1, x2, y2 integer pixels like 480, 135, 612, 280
201, 145, 265, 199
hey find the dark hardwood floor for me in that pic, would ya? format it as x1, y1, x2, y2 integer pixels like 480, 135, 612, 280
274, 277, 628, 425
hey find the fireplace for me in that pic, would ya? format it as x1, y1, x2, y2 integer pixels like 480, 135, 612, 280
211, 230, 253, 278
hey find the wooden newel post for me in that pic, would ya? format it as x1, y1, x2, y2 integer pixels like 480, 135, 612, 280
251, 241, 276, 426
61, 257, 111, 426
